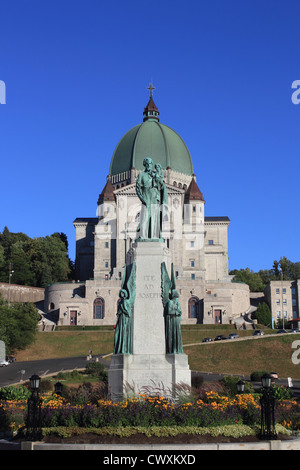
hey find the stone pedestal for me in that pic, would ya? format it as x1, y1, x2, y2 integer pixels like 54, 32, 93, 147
109, 353, 190, 401
108, 241, 191, 401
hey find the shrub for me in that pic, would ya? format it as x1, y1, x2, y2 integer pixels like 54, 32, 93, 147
193, 381, 228, 401
55, 370, 82, 381
0, 405, 11, 430
250, 370, 270, 382
0, 400, 26, 431
85, 362, 108, 382
271, 384, 293, 401
0, 385, 31, 401
39, 379, 54, 394
191, 374, 204, 389
61, 382, 107, 405
220, 376, 255, 396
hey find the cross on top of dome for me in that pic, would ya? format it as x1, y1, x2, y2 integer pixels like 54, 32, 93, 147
147, 82, 155, 98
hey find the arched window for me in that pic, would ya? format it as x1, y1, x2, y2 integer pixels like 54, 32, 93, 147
93, 297, 105, 319
188, 297, 199, 319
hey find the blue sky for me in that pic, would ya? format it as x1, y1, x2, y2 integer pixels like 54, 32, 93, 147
0, 0, 299, 273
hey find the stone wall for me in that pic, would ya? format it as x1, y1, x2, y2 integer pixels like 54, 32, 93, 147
0, 340, 5, 361
0, 283, 45, 303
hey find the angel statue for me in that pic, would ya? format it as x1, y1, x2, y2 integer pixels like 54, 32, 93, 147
113, 261, 136, 354
161, 262, 184, 354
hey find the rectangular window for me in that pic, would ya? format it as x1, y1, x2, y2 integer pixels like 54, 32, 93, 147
282, 288, 286, 294
208, 240, 214, 245
276, 299, 280, 305
191, 273, 195, 280
105, 261, 109, 268
193, 205, 196, 212
105, 242, 109, 248
190, 241, 194, 248
191, 260, 195, 267
276, 288, 280, 294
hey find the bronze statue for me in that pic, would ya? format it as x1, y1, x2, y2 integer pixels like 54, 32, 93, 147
113, 262, 136, 354
136, 157, 168, 241
161, 262, 184, 354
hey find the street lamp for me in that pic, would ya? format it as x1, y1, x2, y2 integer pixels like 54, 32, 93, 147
236, 380, 245, 394
30, 374, 41, 391
54, 381, 63, 395
261, 373, 272, 389
26, 374, 42, 440
259, 373, 277, 440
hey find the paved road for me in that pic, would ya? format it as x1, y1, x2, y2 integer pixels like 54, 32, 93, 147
1, 355, 300, 396
0, 355, 110, 387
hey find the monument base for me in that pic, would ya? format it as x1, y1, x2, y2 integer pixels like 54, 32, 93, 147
108, 353, 191, 402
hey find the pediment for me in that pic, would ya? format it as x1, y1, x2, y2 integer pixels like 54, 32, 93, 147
114, 182, 184, 198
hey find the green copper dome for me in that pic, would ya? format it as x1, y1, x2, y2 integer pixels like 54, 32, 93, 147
109, 94, 194, 177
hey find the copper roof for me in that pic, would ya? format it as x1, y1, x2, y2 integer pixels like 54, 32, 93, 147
98, 177, 115, 204
185, 176, 204, 202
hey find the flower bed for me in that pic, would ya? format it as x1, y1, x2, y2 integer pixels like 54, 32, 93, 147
1, 390, 299, 439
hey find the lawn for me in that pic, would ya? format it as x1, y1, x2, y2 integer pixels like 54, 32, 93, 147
13, 326, 300, 379
15, 330, 115, 361
185, 334, 300, 378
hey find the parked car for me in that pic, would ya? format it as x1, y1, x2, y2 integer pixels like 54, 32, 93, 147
202, 337, 212, 343
277, 329, 287, 334
270, 372, 278, 381
289, 329, 300, 333
228, 333, 239, 339
214, 335, 227, 341
253, 330, 264, 336
0, 360, 9, 367
6, 356, 16, 363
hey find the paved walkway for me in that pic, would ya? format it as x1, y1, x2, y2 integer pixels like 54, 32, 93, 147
1, 437, 300, 451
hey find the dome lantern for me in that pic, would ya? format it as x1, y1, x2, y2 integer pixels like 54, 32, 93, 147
143, 83, 159, 122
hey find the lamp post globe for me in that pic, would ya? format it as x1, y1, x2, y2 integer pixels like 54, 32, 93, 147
30, 374, 41, 392
261, 373, 272, 389
54, 381, 63, 395
236, 380, 245, 394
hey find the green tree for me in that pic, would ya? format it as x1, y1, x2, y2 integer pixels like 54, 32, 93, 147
0, 296, 40, 352
9, 240, 35, 285
254, 302, 272, 327
31, 234, 71, 286
230, 267, 265, 292
0, 227, 73, 287
272, 257, 300, 280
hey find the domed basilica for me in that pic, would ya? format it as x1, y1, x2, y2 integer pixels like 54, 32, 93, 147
45, 86, 250, 327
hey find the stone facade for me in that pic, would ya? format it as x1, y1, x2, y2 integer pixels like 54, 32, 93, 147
264, 280, 300, 325
45, 265, 250, 328
44, 94, 251, 327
